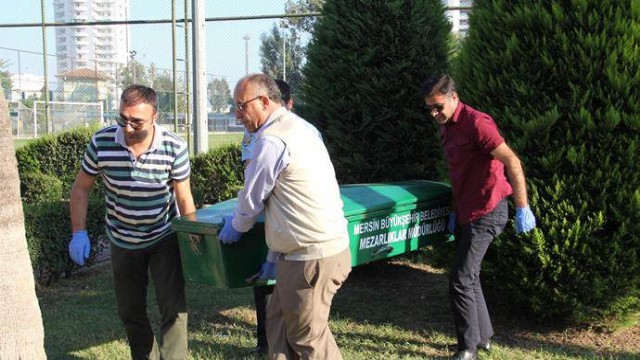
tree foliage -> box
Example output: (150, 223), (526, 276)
(454, 0), (640, 322)
(259, 23), (305, 93)
(118, 60), (148, 89)
(148, 63), (187, 113)
(284, 0), (324, 34)
(302, 0), (451, 183)
(0, 59), (13, 100)
(208, 78), (231, 113)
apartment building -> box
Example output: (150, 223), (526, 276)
(53, 0), (130, 106)
(9, 73), (45, 102)
(442, 0), (473, 36)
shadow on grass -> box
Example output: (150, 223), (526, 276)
(335, 257), (452, 332)
(40, 262), (261, 359)
(333, 254), (640, 359)
(40, 254), (639, 359)
(38, 264), (120, 359)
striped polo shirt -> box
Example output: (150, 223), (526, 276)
(81, 124), (190, 249)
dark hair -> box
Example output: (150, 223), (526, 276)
(420, 74), (457, 98)
(274, 79), (291, 104)
(246, 74), (281, 102)
(120, 84), (158, 112)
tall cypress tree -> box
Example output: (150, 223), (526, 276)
(455, 0), (640, 321)
(302, 0), (451, 183)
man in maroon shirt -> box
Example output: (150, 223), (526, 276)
(420, 74), (536, 360)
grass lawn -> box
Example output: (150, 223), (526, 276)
(205, 132), (243, 150)
(39, 251), (640, 359)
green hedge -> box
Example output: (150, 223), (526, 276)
(190, 144), (244, 207)
(16, 127), (105, 286)
(20, 171), (64, 203)
(16, 127), (98, 197)
(24, 198), (106, 286)
(453, 0), (640, 323)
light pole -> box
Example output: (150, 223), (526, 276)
(280, 20), (288, 81)
(243, 34), (250, 75)
(129, 50), (137, 83)
(17, 49), (22, 100)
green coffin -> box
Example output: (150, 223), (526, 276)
(172, 180), (452, 289)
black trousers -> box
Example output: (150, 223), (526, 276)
(111, 233), (188, 360)
(253, 284), (275, 348)
(450, 199), (507, 351)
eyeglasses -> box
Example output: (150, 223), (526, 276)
(115, 115), (152, 130)
(424, 103), (446, 113)
(236, 96), (262, 112)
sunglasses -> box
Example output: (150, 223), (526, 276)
(424, 103), (445, 113)
(115, 115), (152, 130)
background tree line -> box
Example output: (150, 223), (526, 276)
(118, 60), (232, 115)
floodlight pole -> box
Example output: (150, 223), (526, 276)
(191, 0), (208, 153)
(243, 34), (250, 75)
(40, 0), (51, 133)
(280, 20), (287, 81)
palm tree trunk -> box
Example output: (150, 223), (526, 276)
(0, 91), (46, 358)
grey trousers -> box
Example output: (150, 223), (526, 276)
(450, 199), (507, 351)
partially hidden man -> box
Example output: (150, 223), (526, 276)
(68, 85), (195, 359)
(219, 73), (352, 360)
(421, 75), (536, 360)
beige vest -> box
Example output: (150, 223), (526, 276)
(261, 112), (349, 260)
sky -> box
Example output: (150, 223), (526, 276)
(0, 0), (294, 88)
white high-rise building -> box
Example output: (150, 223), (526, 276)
(53, 0), (130, 106)
(442, 0), (473, 36)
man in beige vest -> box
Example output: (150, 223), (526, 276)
(219, 73), (352, 359)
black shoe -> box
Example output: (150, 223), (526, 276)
(477, 339), (491, 352)
(450, 350), (478, 360)
(253, 344), (268, 356)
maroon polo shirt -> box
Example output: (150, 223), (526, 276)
(440, 102), (512, 224)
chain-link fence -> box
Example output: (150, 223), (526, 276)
(0, 0), (319, 141)
(1, 1), (470, 142)
(9, 100), (104, 138)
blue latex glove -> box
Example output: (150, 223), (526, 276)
(515, 205), (536, 234)
(69, 230), (91, 266)
(219, 216), (243, 244)
(448, 211), (457, 234)
(258, 261), (277, 281)
(246, 260), (278, 283)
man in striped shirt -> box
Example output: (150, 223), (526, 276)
(68, 85), (195, 359)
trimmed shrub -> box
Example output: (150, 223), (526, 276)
(454, 0), (640, 322)
(24, 198), (105, 286)
(190, 144), (244, 208)
(16, 126), (98, 197)
(16, 126), (105, 285)
(20, 171), (64, 203)
(302, 0), (452, 183)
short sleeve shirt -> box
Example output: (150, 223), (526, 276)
(440, 102), (512, 224)
(81, 124), (191, 249)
